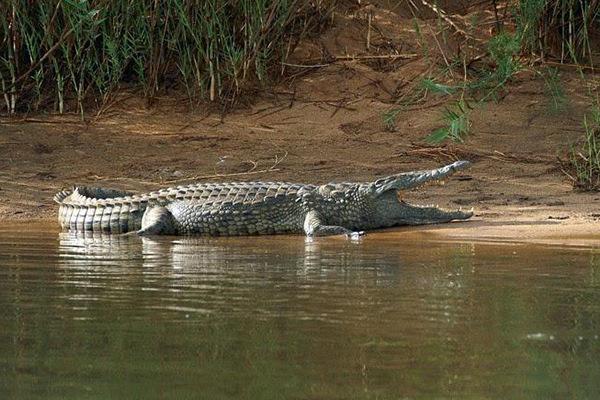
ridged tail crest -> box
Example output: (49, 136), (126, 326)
(54, 189), (72, 204)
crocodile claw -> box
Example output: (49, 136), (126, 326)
(346, 231), (365, 240)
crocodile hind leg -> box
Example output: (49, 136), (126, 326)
(137, 206), (177, 235)
(303, 210), (364, 238)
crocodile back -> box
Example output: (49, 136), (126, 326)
(151, 181), (316, 206)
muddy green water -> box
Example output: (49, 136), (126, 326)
(1, 226), (600, 399)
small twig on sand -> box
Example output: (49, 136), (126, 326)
(87, 176), (166, 186)
(399, 146), (460, 161)
(333, 54), (418, 61)
(366, 10), (372, 51)
(327, 99), (357, 117)
(84, 153), (289, 187)
(538, 60), (596, 72)
(403, 98), (448, 111)
(1, 117), (86, 125)
(427, 25), (454, 78)
(281, 62), (331, 68)
(282, 53), (418, 68)
(557, 158), (577, 184)
(419, 0), (482, 42)
(161, 151), (289, 184)
(491, 0), (502, 32)
(398, 145), (555, 164)
(166, 156), (284, 183)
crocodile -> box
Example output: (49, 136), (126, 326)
(54, 161), (473, 237)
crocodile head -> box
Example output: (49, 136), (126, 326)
(371, 160), (473, 226)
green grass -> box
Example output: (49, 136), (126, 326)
(569, 106), (600, 190)
(384, 1), (598, 144)
(539, 67), (569, 114)
(517, 0), (599, 65)
(383, 31), (520, 143)
(420, 78), (458, 96)
(426, 99), (471, 144)
(382, 108), (402, 132)
(0, 0), (332, 115)
(471, 32), (522, 102)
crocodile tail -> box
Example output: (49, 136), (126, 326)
(55, 186), (144, 234)
(54, 189), (72, 204)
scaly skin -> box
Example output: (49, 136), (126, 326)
(54, 161), (473, 237)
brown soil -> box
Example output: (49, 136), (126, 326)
(0, 1), (598, 242)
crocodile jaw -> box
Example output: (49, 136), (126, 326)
(390, 161), (473, 225)
(393, 200), (473, 225)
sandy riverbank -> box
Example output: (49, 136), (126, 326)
(0, 1), (598, 243)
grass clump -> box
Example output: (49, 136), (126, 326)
(470, 32), (522, 102)
(568, 107), (600, 190)
(517, 0), (599, 65)
(385, 0), (598, 144)
(382, 108), (402, 132)
(420, 77), (457, 96)
(384, 31), (520, 143)
(426, 99), (471, 144)
(539, 67), (568, 113)
(0, 0), (332, 115)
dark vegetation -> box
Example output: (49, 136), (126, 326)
(0, 0), (332, 115)
(1, 0), (599, 189)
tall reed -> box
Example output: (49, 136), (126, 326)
(0, 0), (332, 115)
(517, 0), (599, 64)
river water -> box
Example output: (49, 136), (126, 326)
(1, 224), (599, 399)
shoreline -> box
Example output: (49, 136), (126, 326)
(1, 1), (599, 248)
(5, 210), (600, 248)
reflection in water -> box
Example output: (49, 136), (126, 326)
(58, 233), (390, 322)
(56, 232), (474, 325)
(1, 228), (600, 399)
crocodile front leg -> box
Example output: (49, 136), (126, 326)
(303, 210), (364, 238)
